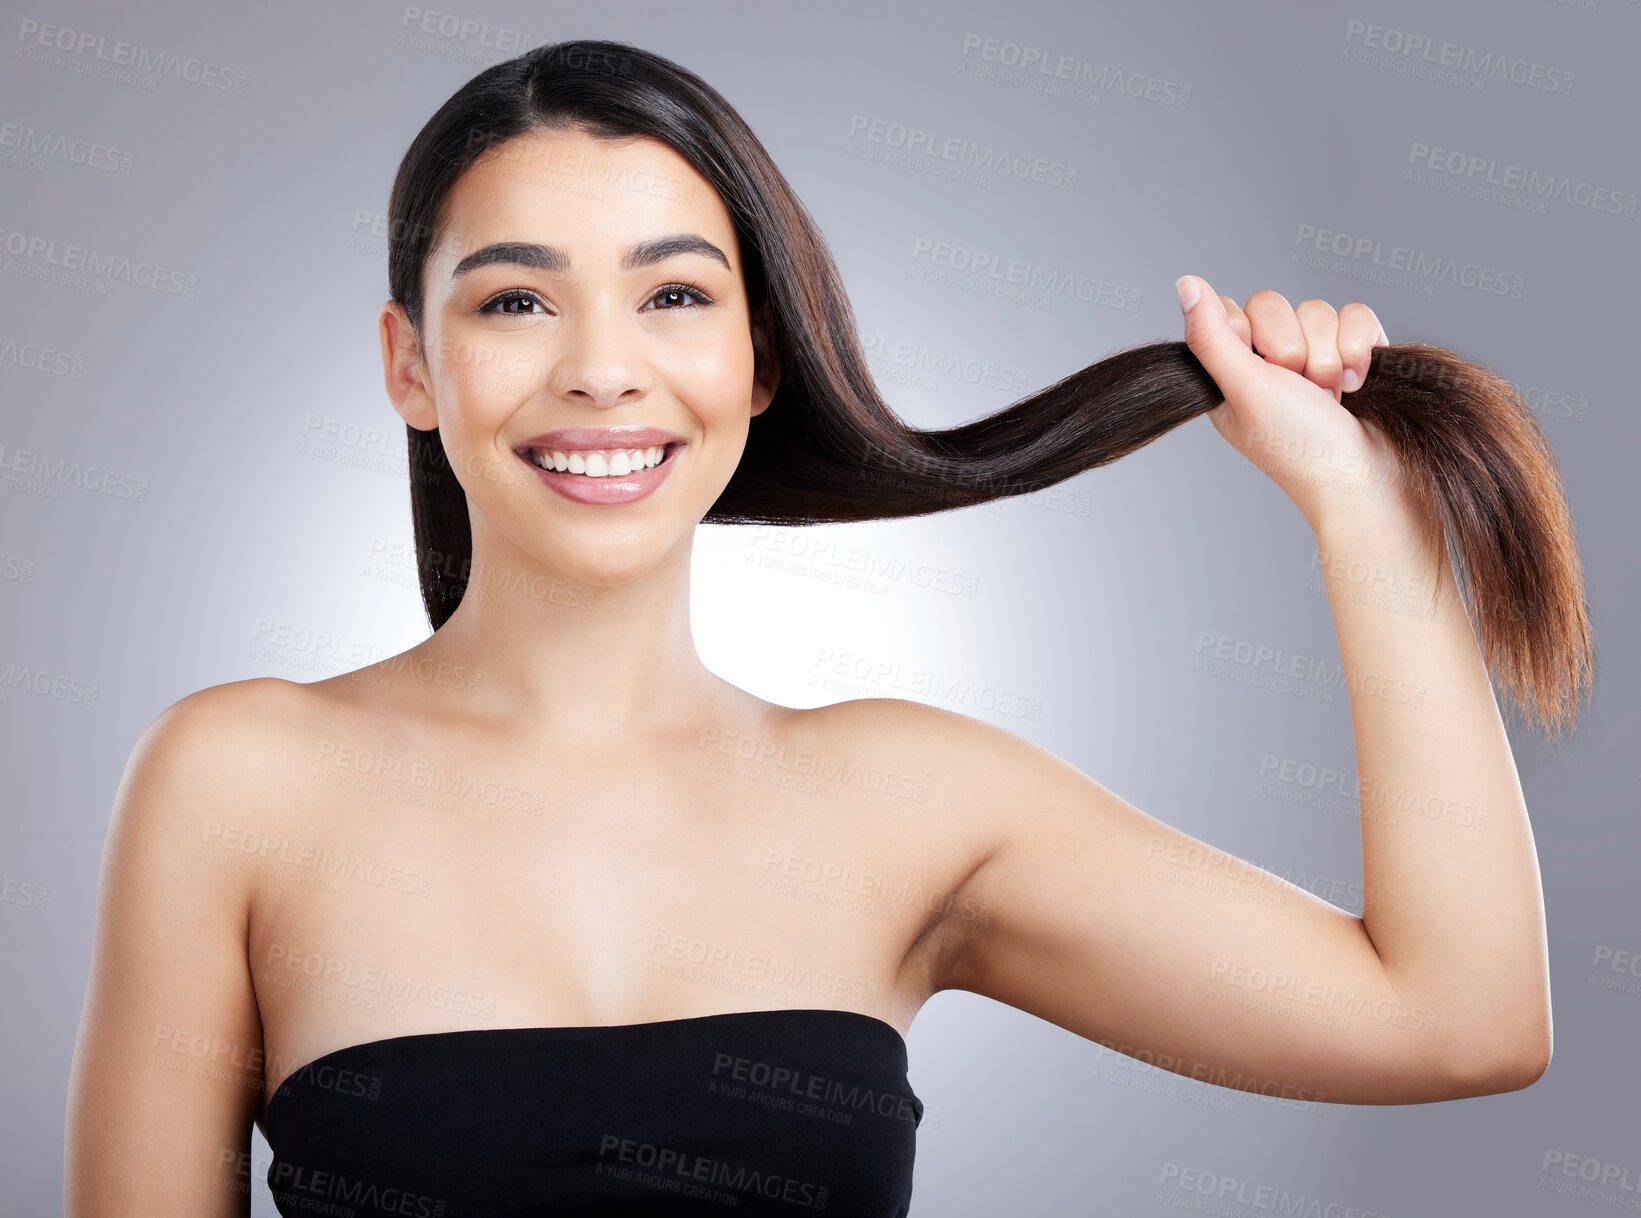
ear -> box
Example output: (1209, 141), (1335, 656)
(748, 298), (781, 418)
(379, 301), (439, 431)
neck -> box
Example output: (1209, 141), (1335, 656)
(411, 515), (728, 743)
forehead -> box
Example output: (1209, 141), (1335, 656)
(432, 127), (734, 272)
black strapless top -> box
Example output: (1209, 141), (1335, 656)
(264, 1008), (923, 1216)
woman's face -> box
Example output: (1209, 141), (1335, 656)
(380, 126), (778, 588)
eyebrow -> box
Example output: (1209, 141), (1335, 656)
(450, 233), (731, 279)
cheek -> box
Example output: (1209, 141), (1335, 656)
(655, 332), (754, 416)
(427, 333), (531, 427)
(432, 329), (540, 403)
(422, 364), (532, 494)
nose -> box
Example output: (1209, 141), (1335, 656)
(549, 304), (649, 409)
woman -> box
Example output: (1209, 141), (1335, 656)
(64, 37), (1591, 1217)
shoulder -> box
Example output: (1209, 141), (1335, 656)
(804, 695), (1079, 789)
(100, 677), (350, 937)
(807, 695), (1128, 877)
(70, 681), (294, 1196)
(804, 697), (1117, 988)
(112, 677), (328, 849)
(799, 694), (985, 741)
(795, 693), (1092, 841)
(129, 676), (320, 777)
(143, 672), (312, 730)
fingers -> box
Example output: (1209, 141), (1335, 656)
(1184, 278), (1390, 407)
(1294, 299), (1343, 401)
(1243, 291), (1308, 376)
(1337, 302), (1384, 392)
(1243, 292), (1386, 398)
(1218, 294), (1252, 347)
(1175, 275), (1273, 409)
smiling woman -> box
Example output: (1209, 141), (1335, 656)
(382, 109), (784, 598)
(63, 35), (1592, 1218)
(439, 228), (729, 506)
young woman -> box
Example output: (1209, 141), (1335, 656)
(64, 38), (1591, 1218)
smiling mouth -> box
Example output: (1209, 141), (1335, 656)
(517, 442), (680, 478)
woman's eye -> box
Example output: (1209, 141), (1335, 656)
(648, 283), (713, 311)
(480, 290), (544, 316)
(479, 283), (714, 316)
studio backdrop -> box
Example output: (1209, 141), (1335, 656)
(3, 1), (1636, 1214)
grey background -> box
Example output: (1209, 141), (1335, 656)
(3, 0), (1637, 1213)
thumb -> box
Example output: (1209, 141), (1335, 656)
(1175, 275), (1265, 405)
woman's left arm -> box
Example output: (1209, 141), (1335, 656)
(1299, 446), (1552, 1077)
(886, 280), (1550, 1105)
(1194, 276), (1552, 1083)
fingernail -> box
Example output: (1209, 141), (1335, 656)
(1341, 367), (1362, 392)
(1175, 275), (1200, 314)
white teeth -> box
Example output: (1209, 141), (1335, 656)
(528, 446), (668, 477)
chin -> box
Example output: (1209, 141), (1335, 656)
(542, 537), (682, 590)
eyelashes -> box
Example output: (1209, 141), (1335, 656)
(648, 282), (715, 312)
(478, 282), (716, 316)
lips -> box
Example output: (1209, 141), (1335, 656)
(512, 424), (686, 506)
(514, 424), (686, 454)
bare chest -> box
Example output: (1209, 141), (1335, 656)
(244, 714), (956, 1126)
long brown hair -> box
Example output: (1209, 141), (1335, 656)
(387, 39), (1592, 739)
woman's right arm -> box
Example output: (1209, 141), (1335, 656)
(65, 683), (272, 1216)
